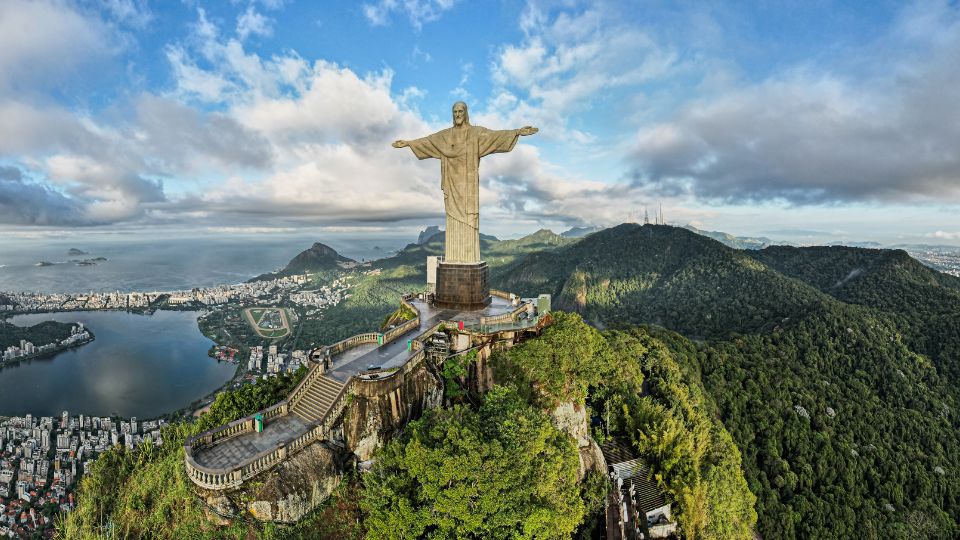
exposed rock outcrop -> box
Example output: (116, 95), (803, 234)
(550, 401), (605, 480)
(551, 401), (591, 448)
(240, 442), (345, 523)
(345, 361), (443, 461)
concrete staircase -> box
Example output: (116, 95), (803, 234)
(291, 375), (345, 423)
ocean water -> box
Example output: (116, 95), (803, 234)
(0, 232), (411, 294)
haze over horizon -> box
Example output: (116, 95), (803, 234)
(1, 0), (959, 247)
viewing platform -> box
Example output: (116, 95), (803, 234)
(184, 291), (550, 491)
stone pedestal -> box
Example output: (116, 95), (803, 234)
(434, 261), (490, 310)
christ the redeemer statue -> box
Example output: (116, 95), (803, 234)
(393, 102), (538, 263)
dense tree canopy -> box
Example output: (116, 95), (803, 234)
(362, 386), (590, 539)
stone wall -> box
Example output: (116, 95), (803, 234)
(207, 441), (347, 524)
(345, 358), (444, 461)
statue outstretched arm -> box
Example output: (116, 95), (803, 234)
(394, 134), (443, 159)
(477, 125), (537, 157)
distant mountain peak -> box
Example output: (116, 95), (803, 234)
(560, 226), (603, 238)
(683, 224), (773, 250)
(290, 242), (354, 267)
(417, 226), (443, 245)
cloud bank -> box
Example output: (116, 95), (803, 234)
(1, 0), (959, 237)
(628, 2), (960, 205)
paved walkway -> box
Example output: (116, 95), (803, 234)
(192, 415), (308, 469)
(328, 297), (513, 381)
(191, 296), (516, 470)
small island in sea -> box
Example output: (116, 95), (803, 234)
(72, 257), (108, 266)
(35, 257), (108, 267)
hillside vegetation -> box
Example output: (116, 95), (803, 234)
(60, 309), (755, 539)
(60, 224), (960, 538)
(359, 312), (756, 539)
(295, 229), (578, 345)
(494, 224), (960, 539)
(60, 369), (306, 539)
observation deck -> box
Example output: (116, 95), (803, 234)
(184, 291), (549, 490)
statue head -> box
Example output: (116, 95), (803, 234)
(452, 101), (469, 127)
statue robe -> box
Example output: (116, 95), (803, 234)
(406, 125), (520, 263)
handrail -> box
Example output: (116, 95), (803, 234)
(287, 359), (326, 411)
(185, 293), (543, 490)
(490, 289), (513, 300)
(480, 303), (529, 326)
(327, 332), (379, 356)
(185, 376), (358, 489)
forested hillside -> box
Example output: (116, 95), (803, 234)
(58, 225), (960, 538)
(360, 313), (756, 540)
(748, 245), (960, 383)
(496, 224), (826, 338)
(493, 224), (960, 539)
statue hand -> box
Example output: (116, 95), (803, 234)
(392, 140), (408, 148)
(519, 126), (539, 136)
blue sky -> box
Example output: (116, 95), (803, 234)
(1, 0), (959, 245)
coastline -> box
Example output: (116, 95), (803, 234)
(0, 331), (95, 368)
(0, 267), (344, 423)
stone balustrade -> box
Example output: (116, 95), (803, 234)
(185, 294), (546, 491)
(489, 289), (513, 300)
(383, 316), (419, 344)
(326, 332), (379, 356)
(287, 359), (326, 411)
(185, 314), (398, 490)
(479, 303), (529, 326)
(383, 295), (421, 344)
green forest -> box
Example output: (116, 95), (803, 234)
(494, 224), (960, 539)
(297, 312), (756, 539)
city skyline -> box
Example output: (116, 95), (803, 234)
(1, 0), (959, 246)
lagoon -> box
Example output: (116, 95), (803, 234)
(0, 310), (235, 418)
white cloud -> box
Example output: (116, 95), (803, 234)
(482, 3), (678, 145)
(927, 231), (960, 241)
(0, 0), (714, 232)
(0, 0), (121, 95)
(151, 7), (697, 232)
(628, 3), (960, 205)
(0, 87), (273, 226)
(362, 0), (459, 30)
(237, 5), (273, 41)
(102, 0), (153, 28)
(165, 45), (236, 102)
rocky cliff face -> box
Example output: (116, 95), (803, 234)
(208, 442), (347, 524)
(550, 401), (605, 480)
(345, 361), (444, 461)
(212, 360), (444, 524)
